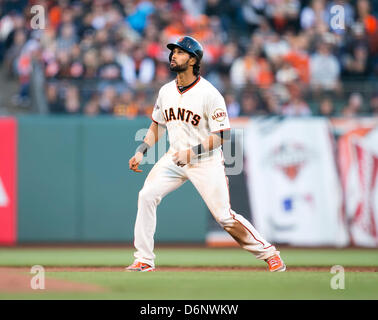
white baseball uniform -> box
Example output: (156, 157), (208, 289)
(133, 76), (278, 267)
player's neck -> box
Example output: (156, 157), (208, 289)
(176, 71), (197, 87)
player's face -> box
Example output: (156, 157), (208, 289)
(169, 48), (194, 73)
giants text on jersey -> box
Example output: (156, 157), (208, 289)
(151, 77), (231, 159)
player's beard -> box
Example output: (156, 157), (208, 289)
(169, 58), (190, 73)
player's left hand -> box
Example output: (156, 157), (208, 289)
(172, 149), (194, 167)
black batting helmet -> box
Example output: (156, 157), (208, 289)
(167, 36), (203, 62)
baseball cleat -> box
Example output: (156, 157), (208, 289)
(265, 255), (286, 272)
(126, 261), (155, 272)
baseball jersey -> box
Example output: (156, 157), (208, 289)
(151, 76), (230, 160)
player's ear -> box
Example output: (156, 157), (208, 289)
(189, 56), (197, 67)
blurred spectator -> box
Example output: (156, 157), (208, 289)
(342, 44), (369, 79)
(355, 0), (378, 74)
(84, 94), (100, 116)
(181, 0), (206, 18)
(56, 23), (78, 51)
(368, 92), (378, 116)
(12, 30), (43, 106)
(283, 34), (310, 84)
(118, 44), (155, 87)
(98, 46), (122, 80)
(144, 23), (161, 59)
(162, 6), (187, 41)
(46, 82), (65, 113)
(0, 0), (376, 117)
(98, 86), (117, 114)
(281, 83), (312, 116)
(254, 17), (275, 42)
(126, 0), (156, 34)
(204, 0), (236, 32)
(356, 0), (377, 36)
(82, 49), (99, 79)
(276, 62), (299, 84)
(310, 41), (340, 94)
(224, 91), (241, 118)
(154, 61), (171, 86)
(317, 97), (335, 117)
(263, 31), (290, 68)
(48, 2), (63, 31)
(136, 90), (154, 117)
(300, 0), (327, 30)
(239, 90), (266, 116)
(64, 85), (81, 114)
(4, 29), (27, 76)
(113, 90), (139, 118)
(341, 92), (364, 116)
(53, 50), (72, 78)
(240, 0), (264, 34)
(1, 0), (28, 15)
(1, 12), (26, 64)
(281, 98), (311, 116)
(269, 0), (301, 33)
(191, 15), (214, 44)
(262, 86), (282, 115)
(230, 45), (273, 89)
(216, 41), (238, 84)
(79, 28), (96, 52)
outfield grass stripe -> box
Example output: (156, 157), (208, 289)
(1, 271), (377, 300)
(0, 248), (377, 267)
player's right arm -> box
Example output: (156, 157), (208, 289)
(130, 88), (167, 172)
(129, 121), (166, 173)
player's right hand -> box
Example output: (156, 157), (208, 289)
(129, 152), (144, 173)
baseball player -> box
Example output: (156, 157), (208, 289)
(126, 36), (286, 272)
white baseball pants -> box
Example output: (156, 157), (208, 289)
(133, 152), (278, 268)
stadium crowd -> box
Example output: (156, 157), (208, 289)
(0, 0), (377, 117)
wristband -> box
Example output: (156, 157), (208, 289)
(192, 143), (205, 155)
(215, 129), (231, 140)
(137, 142), (150, 155)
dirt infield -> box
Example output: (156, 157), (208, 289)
(0, 266), (376, 293)
(0, 268), (104, 293)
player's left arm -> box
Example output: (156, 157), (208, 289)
(172, 130), (230, 166)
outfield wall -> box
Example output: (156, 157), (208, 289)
(1, 115), (377, 246)
(0, 116), (207, 244)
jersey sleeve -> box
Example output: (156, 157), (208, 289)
(151, 90), (166, 125)
(207, 90), (231, 133)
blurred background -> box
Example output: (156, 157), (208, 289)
(0, 0), (377, 116)
(0, 0), (377, 248)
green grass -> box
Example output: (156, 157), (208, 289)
(0, 247), (377, 267)
(0, 271), (377, 300)
(0, 247), (377, 300)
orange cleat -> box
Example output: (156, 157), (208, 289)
(265, 255), (286, 272)
(126, 261), (155, 272)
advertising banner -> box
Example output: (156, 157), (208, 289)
(244, 118), (349, 246)
(338, 126), (378, 247)
(0, 118), (17, 245)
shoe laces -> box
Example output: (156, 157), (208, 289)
(268, 256), (281, 268)
(130, 261), (142, 268)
